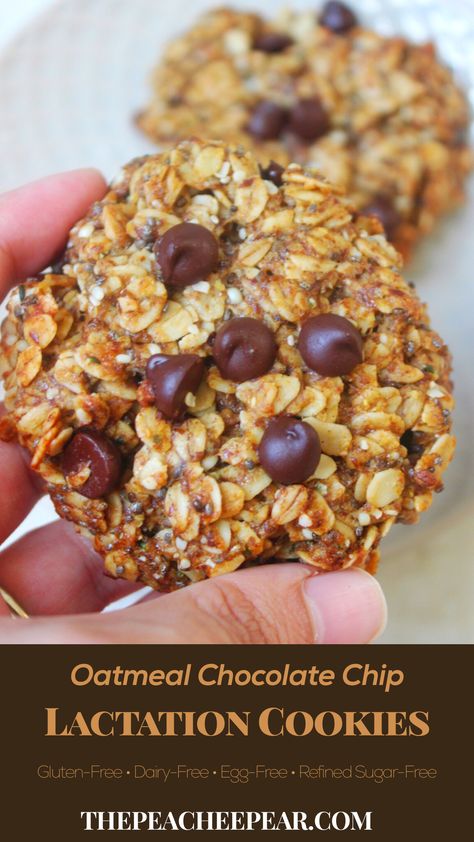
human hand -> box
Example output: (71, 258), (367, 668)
(0, 171), (387, 644)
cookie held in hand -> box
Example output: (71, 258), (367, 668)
(0, 139), (455, 591)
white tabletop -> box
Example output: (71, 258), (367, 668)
(0, 0), (55, 51)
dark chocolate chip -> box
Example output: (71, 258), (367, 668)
(247, 101), (288, 140)
(360, 196), (400, 241)
(260, 160), (285, 186)
(254, 32), (293, 53)
(288, 98), (330, 142)
(298, 313), (363, 376)
(213, 317), (277, 382)
(319, 1), (358, 34)
(400, 429), (424, 464)
(156, 222), (219, 288)
(146, 353), (204, 419)
(258, 416), (321, 484)
(62, 428), (122, 499)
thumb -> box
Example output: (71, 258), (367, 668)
(119, 564), (386, 644)
(140, 564), (387, 644)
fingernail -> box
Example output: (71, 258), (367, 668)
(303, 569), (387, 643)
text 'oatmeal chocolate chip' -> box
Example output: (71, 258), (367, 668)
(253, 32), (294, 53)
(361, 196), (400, 241)
(259, 417), (321, 485)
(319, 1), (358, 34)
(214, 317), (277, 383)
(62, 428), (122, 499)
(298, 313), (363, 376)
(156, 222), (219, 288)
(260, 160), (285, 186)
(247, 101), (288, 140)
(288, 98), (330, 142)
(146, 353), (204, 419)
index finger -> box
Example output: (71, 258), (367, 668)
(0, 168), (107, 300)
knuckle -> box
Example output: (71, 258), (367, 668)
(192, 580), (281, 644)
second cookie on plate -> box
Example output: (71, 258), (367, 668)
(137, 4), (472, 259)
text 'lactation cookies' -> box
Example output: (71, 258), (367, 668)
(136, 3), (472, 259)
(0, 139), (455, 591)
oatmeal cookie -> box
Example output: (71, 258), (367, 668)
(0, 139), (455, 591)
(136, 4), (472, 259)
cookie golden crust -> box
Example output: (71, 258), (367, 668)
(0, 139), (455, 591)
(136, 5), (472, 259)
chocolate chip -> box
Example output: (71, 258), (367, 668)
(319, 1), (358, 34)
(146, 353), (204, 419)
(258, 417), (321, 484)
(62, 428), (122, 499)
(247, 101), (288, 140)
(156, 222), (219, 288)
(400, 429), (424, 464)
(213, 317), (277, 382)
(254, 32), (293, 53)
(168, 94), (184, 107)
(298, 313), (363, 376)
(360, 196), (400, 241)
(288, 98), (330, 142)
(260, 160), (285, 186)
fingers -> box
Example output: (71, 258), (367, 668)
(0, 565), (387, 644)
(0, 441), (44, 544)
(0, 168), (106, 297)
(0, 519), (141, 616)
(0, 169), (106, 540)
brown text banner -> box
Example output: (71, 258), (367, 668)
(0, 645), (470, 838)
